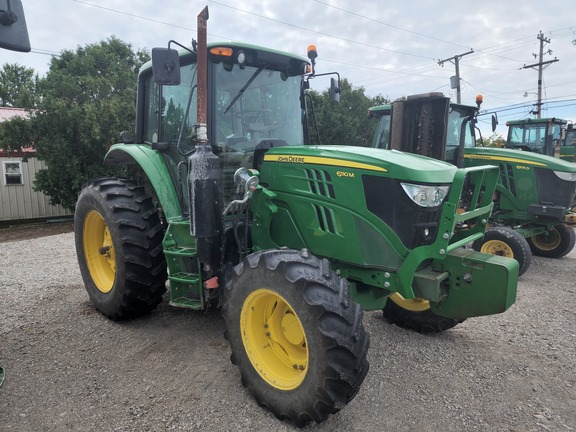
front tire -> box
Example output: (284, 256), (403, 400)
(74, 177), (167, 320)
(223, 249), (369, 427)
(472, 226), (532, 276)
(527, 225), (576, 258)
(382, 293), (464, 333)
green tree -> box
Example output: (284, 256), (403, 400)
(478, 132), (506, 147)
(0, 115), (34, 153)
(306, 78), (388, 147)
(0, 63), (39, 108)
(1, 37), (150, 210)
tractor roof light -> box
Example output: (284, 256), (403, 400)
(307, 45), (318, 62)
(475, 94), (483, 108)
(210, 46), (233, 57)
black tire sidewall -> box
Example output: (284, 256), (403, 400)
(382, 297), (463, 333)
(225, 262), (337, 416)
(223, 250), (369, 426)
(473, 227), (532, 276)
(74, 178), (166, 319)
(74, 179), (127, 315)
(528, 225), (576, 258)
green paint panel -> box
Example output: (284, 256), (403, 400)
(431, 248), (518, 319)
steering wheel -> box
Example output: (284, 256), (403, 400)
(233, 109), (273, 125)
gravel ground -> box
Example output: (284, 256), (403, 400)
(0, 223), (575, 431)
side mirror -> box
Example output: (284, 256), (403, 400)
(491, 113), (498, 132)
(0, 0), (30, 52)
(151, 47), (181, 85)
(330, 77), (340, 103)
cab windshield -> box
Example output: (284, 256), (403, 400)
(446, 106), (476, 149)
(507, 122), (562, 154)
(142, 60), (304, 154)
(213, 62), (304, 152)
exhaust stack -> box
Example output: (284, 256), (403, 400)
(188, 6), (224, 269)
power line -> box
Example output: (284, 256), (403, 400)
(206, 0), (435, 60)
(70, 0), (195, 32)
(312, 0), (473, 52)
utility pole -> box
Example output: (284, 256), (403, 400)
(522, 31), (558, 118)
(438, 49), (474, 104)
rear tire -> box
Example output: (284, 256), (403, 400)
(472, 226), (532, 276)
(74, 177), (167, 320)
(527, 224), (576, 258)
(382, 293), (464, 334)
(223, 249), (369, 427)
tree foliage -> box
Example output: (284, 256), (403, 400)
(0, 63), (39, 108)
(0, 37), (150, 210)
(306, 78), (388, 147)
(478, 132), (506, 147)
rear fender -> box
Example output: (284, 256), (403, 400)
(105, 144), (182, 221)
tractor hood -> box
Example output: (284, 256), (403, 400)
(465, 147), (576, 173)
(263, 145), (459, 184)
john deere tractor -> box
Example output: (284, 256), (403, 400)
(74, 8), (517, 427)
(369, 93), (576, 276)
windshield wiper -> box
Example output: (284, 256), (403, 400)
(223, 64), (268, 114)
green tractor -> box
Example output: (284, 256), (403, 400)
(369, 93), (576, 276)
(505, 117), (575, 163)
(74, 8), (517, 427)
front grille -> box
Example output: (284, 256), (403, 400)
(306, 168), (336, 199)
(534, 168), (576, 208)
(313, 204), (337, 234)
(363, 175), (441, 249)
(498, 163), (516, 196)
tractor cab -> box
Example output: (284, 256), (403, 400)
(112, 42), (327, 217)
(505, 117), (574, 162)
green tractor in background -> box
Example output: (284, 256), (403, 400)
(74, 8), (518, 427)
(369, 93), (576, 277)
(505, 117), (575, 163)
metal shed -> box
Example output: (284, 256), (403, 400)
(0, 107), (72, 223)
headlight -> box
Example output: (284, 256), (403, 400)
(553, 170), (576, 182)
(401, 182), (450, 207)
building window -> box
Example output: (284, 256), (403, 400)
(3, 161), (23, 185)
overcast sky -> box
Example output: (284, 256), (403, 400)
(3, 0), (576, 137)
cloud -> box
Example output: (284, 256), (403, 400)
(2, 0), (574, 136)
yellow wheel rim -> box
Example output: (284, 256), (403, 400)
(83, 210), (116, 293)
(480, 239), (514, 258)
(389, 292), (430, 312)
(240, 288), (308, 390)
(530, 229), (561, 251)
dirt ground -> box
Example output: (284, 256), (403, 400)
(0, 219), (74, 242)
(0, 222), (575, 431)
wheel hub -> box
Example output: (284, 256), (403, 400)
(240, 288), (308, 390)
(481, 239), (513, 258)
(83, 210), (116, 293)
